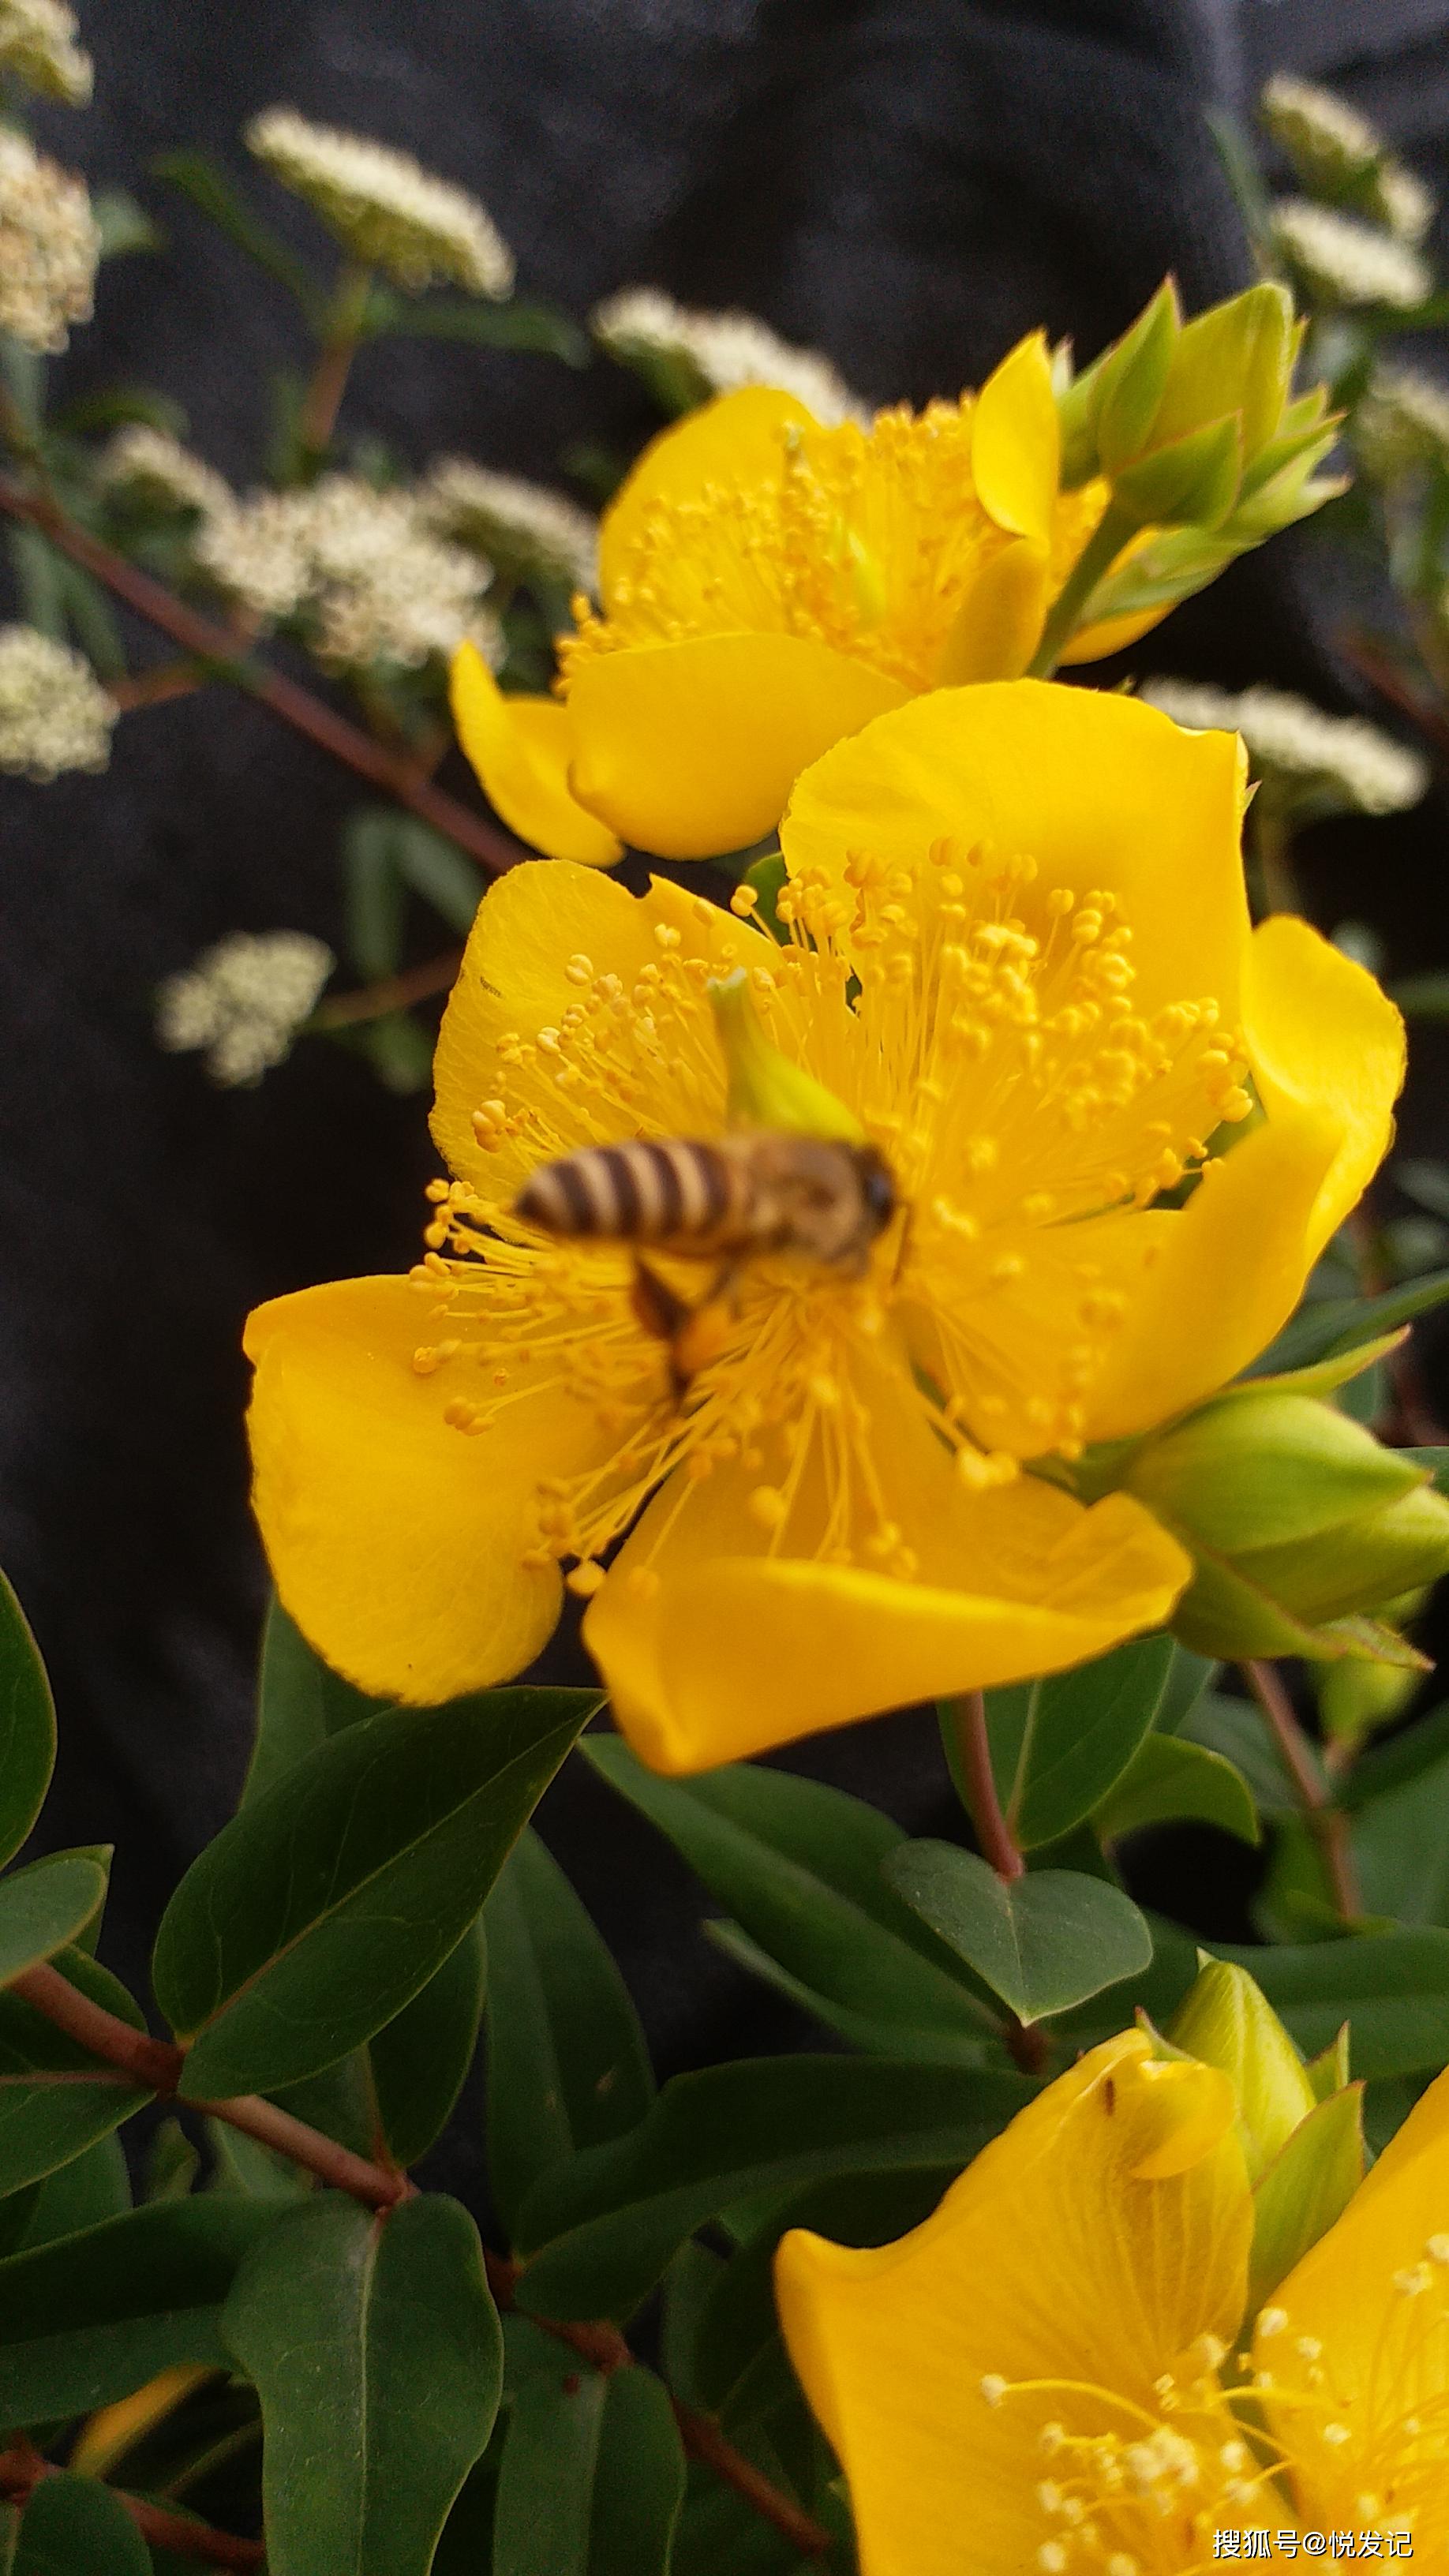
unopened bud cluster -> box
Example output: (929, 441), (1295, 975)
(421, 459), (599, 594)
(0, 124), (98, 354)
(156, 931), (335, 1088)
(97, 425), (234, 521)
(245, 107), (514, 298)
(1271, 200), (1431, 314)
(591, 285), (868, 426)
(1262, 74), (1434, 245)
(0, 623), (115, 781)
(196, 475), (501, 672)
(0, 0), (91, 105)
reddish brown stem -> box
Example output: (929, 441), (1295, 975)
(313, 946), (465, 1028)
(16, 1966), (831, 2559)
(1242, 1659), (1362, 1919)
(484, 2254), (833, 2559)
(0, 477), (520, 877)
(945, 1689), (1024, 1881)
(0, 2447), (262, 2568)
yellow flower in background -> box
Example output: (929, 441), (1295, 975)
(776, 2031), (1449, 2569)
(244, 680), (1400, 1773)
(451, 333), (1163, 864)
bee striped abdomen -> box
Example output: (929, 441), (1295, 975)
(515, 1140), (741, 1246)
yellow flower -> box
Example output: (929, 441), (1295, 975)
(451, 334), (1163, 864)
(776, 2032), (1449, 2568)
(243, 681), (1400, 1773)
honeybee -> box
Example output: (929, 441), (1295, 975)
(514, 1134), (897, 1273)
(514, 1133), (898, 1388)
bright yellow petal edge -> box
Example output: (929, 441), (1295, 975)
(777, 2045), (1449, 2567)
(449, 639), (622, 866)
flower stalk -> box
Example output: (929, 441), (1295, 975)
(1242, 1655), (1363, 1916)
(1026, 496), (1139, 675)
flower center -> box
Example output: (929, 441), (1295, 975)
(1252, 2241), (1449, 2548)
(981, 2340), (1286, 2571)
(411, 850), (1249, 1582)
(559, 406), (1107, 694)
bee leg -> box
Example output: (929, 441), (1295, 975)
(630, 1258), (691, 1349)
(670, 1262), (741, 1391)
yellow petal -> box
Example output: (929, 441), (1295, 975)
(431, 861), (765, 1198)
(565, 633), (908, 859)
(776, 2032), (1251, 2576)
(584, 1328), (1187, 1771)
(1080, 1110), (1346, 1441)
(449, 641), (622, 866)
(1243, 912), (1405, 1264)
(970, 330), (1059, 542)
(1056, 599), (1173, 663)
(932, 535), (1050, 683)
(781, 680), (1251, 1025)
(598, 384), (815, 605)
(1259, 2061), (1449, 2535)
(244, 1275), (601, 1703)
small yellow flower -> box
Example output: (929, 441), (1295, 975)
(243, 682), (1401, 1773)
(777, 2032), (1449, 2569)
(451, 332), (1159, 863)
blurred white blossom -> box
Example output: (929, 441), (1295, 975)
(196, 476), (500, 671)
(0, 125), (98, 352)
(0, 623), (114, 780)
(1262, 74), (1435, 245)
(591, 286), (869, 426)
(421, 459), (598, 593)
(1271, 198), (1431, 312)
(156, 930), (335, 1088)
(1353, 365), (1449, 481)
(0, 0), (92, 106)
(97, 424), (234, 519)
(1141, 677), (1429, 818)
(245, 108), (513, 298)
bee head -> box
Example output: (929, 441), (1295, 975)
(856, 1145), (898, 1237)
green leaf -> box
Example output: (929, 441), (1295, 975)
(1155, 1645), (1219, 1735)
(698, 1915), (1002, 2065)
(515, 2055), (1028, 2321)
(389, 815), (486, 936)
(590, 2368), (687, 2575)
(1352, 1744), (1449, 1925)
(1249, 1269), (1449, 1377)
(585, 1739), (998, 2062)
(0, 2196), (274, 2425)
(0, 2132), (129, 2260)
(0, 1949), (152, 2196)
(491, 2344), (685, 2576)
(882, 1844), (1153, 2024)
(153, 150), (322, 316)
(1249, 2083), (1365, 2309)
(12, 2475), (150, 2574)
(152, 1687), (597, 2097)
(485, 1829), (654, 2237)
(369, 1915), (486, 2167)
(986, 1634), (1177, 1849)
(343, 808), (410, 983)
(365, 289), (589, 364)
(1393, 974), (1449, 1021)
(1405, 1446), (1449, 1496)
(91, 186), (163, 260)
(1215, 1928), (1449, 2076)
(0, 1570), (56, 1869)
(1092, 1732), (1260, 1847)
(244, 1597), (387, 1803)
(223, 2191), (503, 2576)
(1178, 1689), (1301, 1812)
(0, 1854), (108, 1986)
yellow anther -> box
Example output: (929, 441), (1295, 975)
(565, 1560), (606, 1597)
(730, 883), (760, 915)
(749, 1486), (789, 1530)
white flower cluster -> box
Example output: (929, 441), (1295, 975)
(196, 475), (500, 671)
(245, 108), (513, 299)
(156, 930), (335, 1088)
(97, 424), (233, 519)
(1354, 365), (1449, 483)
(421, 458), (598, 593)
(0, 623), (114, 780)
(0, 125), (98, 353)
(1262, 74), (1435, 244)
(591, 286), (869, 427)
(1142, 677), (1428, 818)
(1271, 198), (1431, 313)
(0, 0), (92, 106)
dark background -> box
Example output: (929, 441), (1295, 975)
(6, 0), (1449, 2146)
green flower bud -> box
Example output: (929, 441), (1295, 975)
(1114, 415), (1244, 531)
(1091, 278), (1181, 477)
(1115, 1378), (1449, 1662)
(707, 968), (863, 1140)
(1168, 1958), (1316, 2181)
